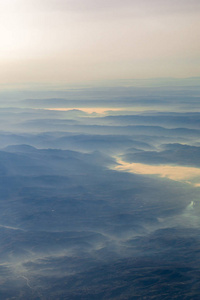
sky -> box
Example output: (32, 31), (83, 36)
(0, 0), (200, 87)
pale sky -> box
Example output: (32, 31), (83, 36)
(0, 0), (200, 86)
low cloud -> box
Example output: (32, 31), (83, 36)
(114, 157), (200, 186)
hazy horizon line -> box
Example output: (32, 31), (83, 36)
(0, 76), (200, 92)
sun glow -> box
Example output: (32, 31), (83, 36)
(114, 157), (200, 186)
(46, 107), (124, 114)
